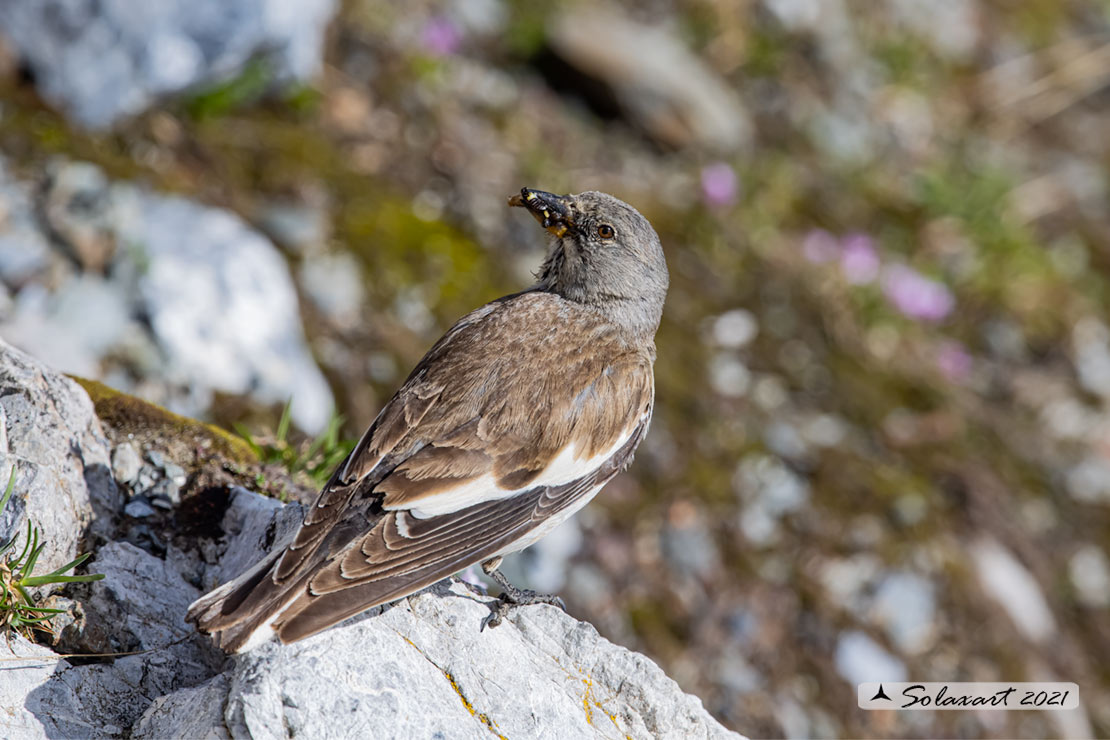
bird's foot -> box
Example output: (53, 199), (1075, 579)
(479, 558), (566, 630)
(480, 589), (567, 630)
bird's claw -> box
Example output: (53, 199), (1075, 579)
(481, 597), (513, 631)
(480, 591), (567, 631)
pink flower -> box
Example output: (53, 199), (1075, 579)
(839, 233), (880, 284)
(802, 229), (838, 263)
(936, 340), (972, 382)
(700, 162), (738, 207)
(421, 16), (461, 56)
(881, 264), (955, 322)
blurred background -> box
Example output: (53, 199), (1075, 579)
(1, 0), (1109, 736)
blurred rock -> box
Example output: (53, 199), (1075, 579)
(257, 199), (330, 254)
(733, 455), (810, 546)
(711, 309), (758, 349)
(889, 0), (980, 61)
(662, 502), (720, 579)
(2, 275), (133, 377)
(1069, 545), (1110, 609)
(971, 538), (1056, 643)
(0, 161), (52, 287)
(42, 160), (118, 271)
(500, 517), (582, 593)
(299, 251), (365, 329)
(1072, 317), (1110, 400)
(0, 0), (338, 128)
(547, 8), (750, 153)
(709, 352), (751, 398)
(870, 571), (937, 655)
(834, 630), (907, 686)
(1066, 457), (1110, 504)
(119, 189), (334, 433)
(111, 443), (141, 486)
(0, 158), (333, 433)
(124, 497), (157, 518)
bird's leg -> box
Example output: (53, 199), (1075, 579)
(479, 557), (566, 630)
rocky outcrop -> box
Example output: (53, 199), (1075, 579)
(0, 342), (740, 739)
(137, 492), (739, 740)
(0, 159), (334, 434)
(0, 339), (118, 573)
(0, 0), (337, 128)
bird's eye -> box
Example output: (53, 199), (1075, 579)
(597, 224), (615, 239)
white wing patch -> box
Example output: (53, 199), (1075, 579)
(388, 425), (639, 519)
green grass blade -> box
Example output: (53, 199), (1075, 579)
(13, 520), (33, 565)
(13, 605), (67, 614)
(276, 399), (293, 444)
(20, 539), (45, 579)
(0, 467), (16, 516)
(40, 551), (92, 577)
(233, 423), (264, 456)
(18, 615), (57, 625)
(22, 573), (105, 586)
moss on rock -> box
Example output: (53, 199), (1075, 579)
(71, 376), (258, 465)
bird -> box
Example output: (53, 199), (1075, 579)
(186, 187), (669, 653)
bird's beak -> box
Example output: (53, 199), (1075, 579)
(508, 188), (573, 238)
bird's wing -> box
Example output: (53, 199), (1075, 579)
(271, 410), (649, 644)
(188, 292), (655, 650)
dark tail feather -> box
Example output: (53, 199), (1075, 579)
(186, 548), (303, 653)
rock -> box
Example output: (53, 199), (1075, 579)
(135, 465), (160, 495)
(132, 676), (233, 740)
(0, 158), (335, 434)
(1, 274), (134, 378)
(257, 198), (329, 254)
(111, 443), (141, 486)
(119, 190), (334, 433)
(163, 461), (187, 486)
(124, 497), (157, 518)
(17, 543), (220, 737)
(204, 486), (304, 588)
(0, 356), (741, 739)
(298, 251), (365, 329)
(139, 580), (740, 740)
(0, 160), (53, 287)
(0, 338), (118, 572)
(547, 8), (750, 153)
(151, 478), (181, 507)
(42, 160), (118, 271)
(0, 0), (338, 129)
(0, 636), (70, 738)
(143, 488), (738, 740)
(971, 538), (1056, 643)
(75, 540), (201, 650)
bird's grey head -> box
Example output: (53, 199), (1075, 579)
(510, 188), (669, 340)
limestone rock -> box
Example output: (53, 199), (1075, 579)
(138, 488), (741, 740)
(139, 576), (741, 740)
(0, 0), (338, 129)
(0, 339), (741, 740)
(0, 158), (335, 434)
(0, 338), (118, 573)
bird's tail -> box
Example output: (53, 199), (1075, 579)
(186, 547), (302, 654)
